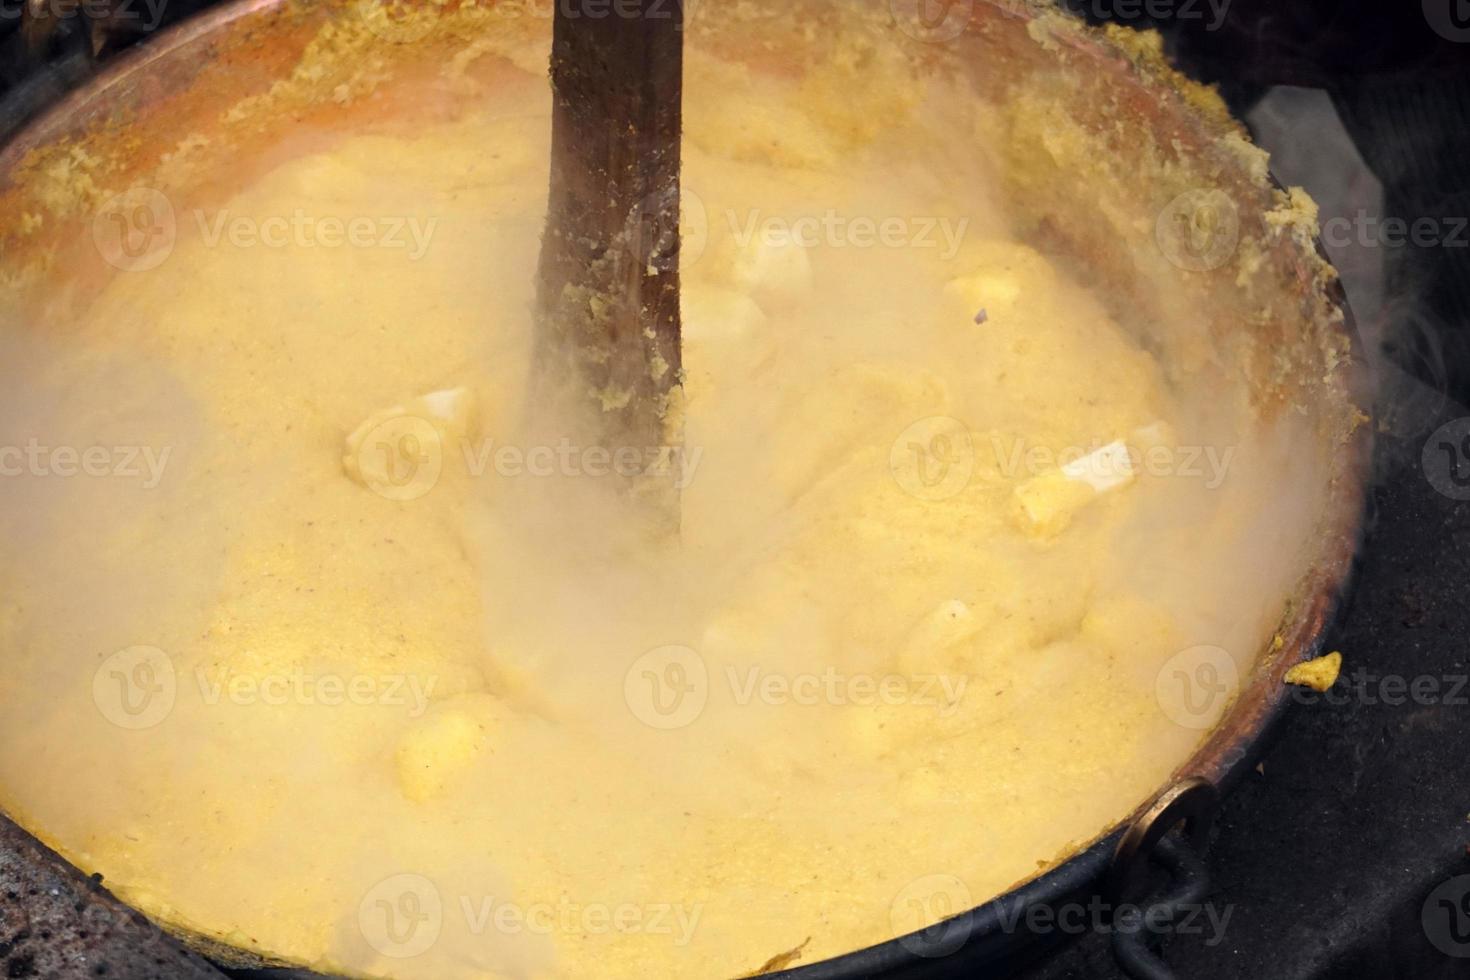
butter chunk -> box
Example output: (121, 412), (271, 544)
(1012, 471), (1099, 538)
(417, 387), (474, 431)
(1061, 440), (1134, 492)
(732, 231), (813, 302)
(393, 697), (498, 803)
(945, 270), (1021, 316)
(342, 387), (474, 494)
(1011, 439), (1141, 538)
(944, 241), (1060, 323)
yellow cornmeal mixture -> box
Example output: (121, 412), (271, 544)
(0, 27), (1315, 980)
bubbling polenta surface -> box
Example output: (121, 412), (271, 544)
(0, 10), (1326, 980)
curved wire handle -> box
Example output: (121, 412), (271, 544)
(1107, 777), (1220, 980)
(1111, 832), (1213, 980)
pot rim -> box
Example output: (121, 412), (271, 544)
(0, 1), (1374, 976)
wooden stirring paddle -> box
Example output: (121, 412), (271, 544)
(534, 0), (685, 517)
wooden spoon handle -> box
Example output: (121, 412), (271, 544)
(536, 0), (684, 462)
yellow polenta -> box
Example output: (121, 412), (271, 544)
(0, 12), (1321, 980)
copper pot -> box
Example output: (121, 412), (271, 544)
(0, 1), (1370, 976)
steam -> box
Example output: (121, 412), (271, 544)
(1248, 86), (1455, 453)
(0, 7), (1373, 980)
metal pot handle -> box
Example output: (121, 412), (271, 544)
(1106, 777), (1221, 980)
